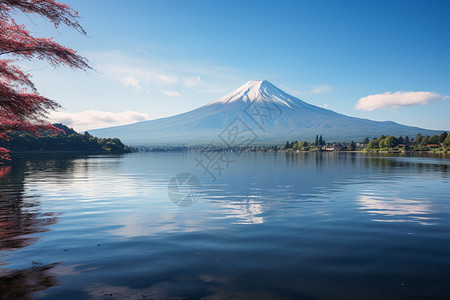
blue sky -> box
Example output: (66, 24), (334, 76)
(15, 0), (450, 131)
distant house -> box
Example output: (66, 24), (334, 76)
(426, 144), (440, 148)
(332, 143), (344, 151)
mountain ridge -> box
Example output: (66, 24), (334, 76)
(89, 80), (442, 145)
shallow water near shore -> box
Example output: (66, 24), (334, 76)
(0, 152), (449, 299)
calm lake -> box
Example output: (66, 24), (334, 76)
(0, 152), (449, 299)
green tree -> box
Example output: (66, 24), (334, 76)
(416, 134), (423, 144)
(429, 135), (439, 144)
(367, 140), (379, 149)
(443, 135), (450, 148)
(300, 141), (308, 147)
(439, 132), (448, 144)
(362, 137), (369, 145)
(384, 136), (399, 148)
(420, 136), (430, 146)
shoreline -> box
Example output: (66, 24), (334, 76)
(9, 151), (128, 155)
(135, 149), (448, 154)
(4, 149), (448, 155)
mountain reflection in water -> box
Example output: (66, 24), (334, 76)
(0, 152), (449, 300)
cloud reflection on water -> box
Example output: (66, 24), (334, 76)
(357, 194), (436, 225)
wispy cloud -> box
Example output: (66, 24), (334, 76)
(51, 110), (150, 131)
(311, 84), (332, 94)
(184, 76), (203, 87)
(355, 91), (443, 111)
(163, 90), (181, 97)
(122, 76), (143, 90)
(92, 52), (179, 93)
(101, 65), (178, 92)
(91, 52), (242, 98)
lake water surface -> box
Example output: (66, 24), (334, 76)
(0, 152), (449, 299)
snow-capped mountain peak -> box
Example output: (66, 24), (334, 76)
(210, 80), (299, 108)
(89, 80), (441, 145)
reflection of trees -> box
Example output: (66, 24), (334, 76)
(0, 262), (59, 300)
(0, 161), (60, 251)
(284, 152), (449, 175)
(0, 191), (59, 250)
(22, 155), (84, 183)
(0, 157), (82, 298)
(362, 153), (449, 175)
(0, 166), (11, 179)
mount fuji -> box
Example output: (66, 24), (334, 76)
(89, 80), (440, 145)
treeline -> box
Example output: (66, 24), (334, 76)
(129, 145), (281, 152)
(280, 135), (330, 151)
(127, 132), (450, 154)
(129, 146), (189, 152)
(0, 124), (128, 153)
(366, 132), (450, 151)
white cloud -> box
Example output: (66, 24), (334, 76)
(357, 195), (434, 225)
(50, 110), (150, 131)
(311, 84), (332, 94)
(355, 91), (442, 111)
(155, 74), (178, 84)
(318, 103), (329, 108)
(163, 90), (181, 97)
(108, 66), (177, 91)
(122, 76), (143, 90)
(96, 54), (178, 92)
(184, 76), (203, 87)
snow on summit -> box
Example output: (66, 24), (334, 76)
(210, 80), (297, 107)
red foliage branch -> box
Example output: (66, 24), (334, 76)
(0, 20), (90, 69)
(0, 0), (85, 33)
(0, 0), (90, 162)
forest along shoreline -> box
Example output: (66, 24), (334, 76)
(128, 132), (450, 154)
(0, 124), (129, 158)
